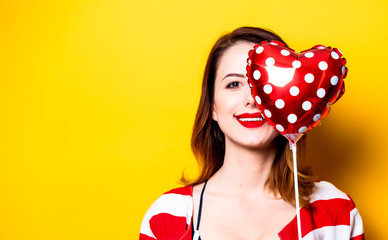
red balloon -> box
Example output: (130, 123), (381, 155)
(246, 41), (347, 143)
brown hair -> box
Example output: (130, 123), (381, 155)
(181, 27), (316, 206)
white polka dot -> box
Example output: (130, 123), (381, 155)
(292, 60), (301, 68)
(299, 126), (307, 133)
(304, 52), (314, 58)
(276, 124), (284, 132)
(263, 84), (272, 94)
(253, 70), (261, 80)
(255, 96), (261, 104)
(319, 61), (328, 70)
(317, 88), (326, 98)
(266, 57), (275, 66)
(318, 46), (326, 49)
(281, 49), (290, 56)
(313, 114), (321, 121)
(302, 101), (312, 111)
(342, 66), (347, 75)
(331, 76), (339, 85)
(256, 46), (264, 54)
(275, 99), (285, 109)
(248, 59), (251, 66)
(288, 114), (297, 123)
(304, 73), (314, 83)
(270, 42), (278, 45)
(249, 83), (253, 88)
(264, 109), (272, 118)
(290, 86), (300, 96)
(331, 51), (339, 59)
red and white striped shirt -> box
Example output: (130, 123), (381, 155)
(140, 181), (364, 240)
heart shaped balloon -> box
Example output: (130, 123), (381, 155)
(246, 41), (347, 143)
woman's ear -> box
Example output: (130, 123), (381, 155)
(212, 103), (218, 121)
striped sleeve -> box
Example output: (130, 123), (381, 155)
(139, 186), (193, 240)
(348, 195), (365, 240)
(304, 182), (365, 240)
(278, 181), (365, 240)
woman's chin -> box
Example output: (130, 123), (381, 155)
(229, 137), (276, 150)
(242, 130), (279, 148)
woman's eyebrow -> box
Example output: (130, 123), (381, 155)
(222, 73), (246, 81)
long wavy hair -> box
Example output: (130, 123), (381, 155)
(181, 27), (316, 206)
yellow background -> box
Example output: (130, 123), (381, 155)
(1, 0), (387, 239)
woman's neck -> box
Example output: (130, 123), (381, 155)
(210, 139), (278, 197)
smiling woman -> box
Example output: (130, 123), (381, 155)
(211, 42), (279, 149)
(139, 27), (365, 240)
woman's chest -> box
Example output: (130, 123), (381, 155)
(196, 196), (296, 240)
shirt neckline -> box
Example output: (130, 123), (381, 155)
(185, 184), (301, 240)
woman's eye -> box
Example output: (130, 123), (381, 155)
(226, 81), (242, 88)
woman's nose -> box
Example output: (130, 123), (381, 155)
(245, 86), (257, 108)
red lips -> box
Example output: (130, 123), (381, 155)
(235, 112), (266, 128)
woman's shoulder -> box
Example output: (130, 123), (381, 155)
(139, 185), (193, 240)
(310, 181), (352, 202)
(142, 184), (194, 218)
(309, 180), (361, 216)
(301, 181), (364, 239)
(163, 184), (193, 196)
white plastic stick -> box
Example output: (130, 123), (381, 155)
(291, 142), (302, 240)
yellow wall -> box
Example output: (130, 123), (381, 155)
(1, 0), (387, 239)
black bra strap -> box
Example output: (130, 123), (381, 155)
(196, 180), (208, 231)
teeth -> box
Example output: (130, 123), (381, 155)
(238, 117), (263, 122)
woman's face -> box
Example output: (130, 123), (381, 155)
(212, 41), (279, 149)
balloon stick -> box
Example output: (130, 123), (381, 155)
(290, 141), (302, 240)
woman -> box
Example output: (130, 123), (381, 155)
(139, 27), (365, 240)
